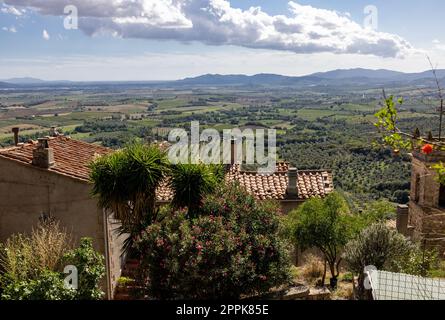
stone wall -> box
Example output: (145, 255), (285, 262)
(404, 151), (445, 257)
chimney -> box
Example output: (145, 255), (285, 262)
(396, 204), (409, 236)
(287, 167), (298, 198)
(230, 138), (237, 165)
(49, 126), (59, 137)
(12, 127), (19, 146)
(32, 138), (55, 168)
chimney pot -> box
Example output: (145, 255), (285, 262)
(12, 127), (19, 146)
(287, 167), (298, 199)
(49, 126), (60, 137)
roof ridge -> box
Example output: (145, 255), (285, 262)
(298, 169), (332, 172)
(56, 135), (112, 152)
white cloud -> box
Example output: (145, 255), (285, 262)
(2, 25), (17, 32)
(433, 40), (445, 51)
(2, 0), (414, 58)
(1, 3), (23, 16)
(42, 29), (49, 40)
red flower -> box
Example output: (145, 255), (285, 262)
(422, 144), (434, 155)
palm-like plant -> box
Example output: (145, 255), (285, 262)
(89, 142), (170, 254)
(170, 163), (223, 216)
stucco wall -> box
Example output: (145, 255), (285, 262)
(0, 157), (124, 298)
(105, 216), (127, 297)
(280, 200), (304, 214)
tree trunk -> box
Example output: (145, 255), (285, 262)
(356, 273), (373, 300)
(328, 261), (338, 289)
(321, 259), (327, 287)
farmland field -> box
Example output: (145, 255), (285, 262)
(0, 84), (439, 208)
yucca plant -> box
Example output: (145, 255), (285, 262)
(170, 163), (223, 216)
(89, 142), (170, 255)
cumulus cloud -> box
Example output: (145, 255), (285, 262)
(42, 29), (49, 40)
(1, 3), (24, 15)
(2, 0), (414, 57)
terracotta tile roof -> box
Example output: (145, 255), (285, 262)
(156, 178), (174, 202)
(225, 163), (333, 200)
(156, 163), (333, 202)
(0, 136), (111, 182)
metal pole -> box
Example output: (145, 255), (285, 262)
(440, 99), (444, 141)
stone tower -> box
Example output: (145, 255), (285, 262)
(402, 148), (445, 257)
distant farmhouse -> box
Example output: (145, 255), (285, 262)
(0, 128), (334, 299)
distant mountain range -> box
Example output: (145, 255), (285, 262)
(178, 68), (445, 87)
(2, 68), (445, 88)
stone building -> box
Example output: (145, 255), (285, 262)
(397, 149), (445, 257)
(0, 130), (335, 299)
(0, 133), (126, 299)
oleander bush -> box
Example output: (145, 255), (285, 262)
(136, 183), (291, 299)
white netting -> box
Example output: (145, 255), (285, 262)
(368, 270), (445, 300)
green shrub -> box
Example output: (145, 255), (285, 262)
(1, 270), (75, 300)
(136, 183), (291, 299)
(63, 238), (105, 300)
(0, 221), (72, 282)
(0, 234), (104, 300)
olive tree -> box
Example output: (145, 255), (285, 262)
(286, 192), (359, 288)
(343, 223), (438, 300)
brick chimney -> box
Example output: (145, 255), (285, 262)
(32, 138), (55, 168)
(12, 127), (19, 146)
(287, 167), (299, 198)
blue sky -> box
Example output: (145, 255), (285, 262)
(1, 0), (444, 81)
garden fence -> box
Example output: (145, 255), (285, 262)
(367, 270), (445, 300)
